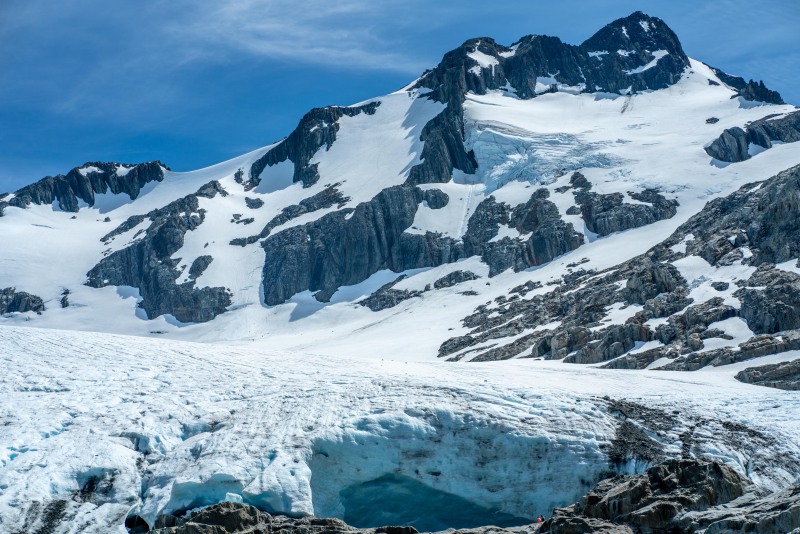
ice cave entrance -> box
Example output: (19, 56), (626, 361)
(339, 474), (530, 531)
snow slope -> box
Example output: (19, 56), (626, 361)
(1, 59), (798, 361)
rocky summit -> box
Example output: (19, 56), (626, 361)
(1, 10), (800, 534)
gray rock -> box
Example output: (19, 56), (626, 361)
(248, 102), (380, 190)
(736, 358), (800, 391)
(86, 182), (231, 323)
(0, 287), (45, 314)
(244, 197), (264, 209)
(575, 189), (678, 236)
(231, 185), (350, 247)
(188, 255), (214, 280)
(0, 161), (165, 214)
(541, 459), (758, 534)
(737, 265), (800, 334)
(705, 110), (800, 163)
(709, 66), (785, 104)
(433, 270), (479, 289)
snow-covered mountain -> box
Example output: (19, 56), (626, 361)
(2, 11), (800, 533)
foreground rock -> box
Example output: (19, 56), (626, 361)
(541, 458), (800, 534)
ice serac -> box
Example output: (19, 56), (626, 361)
(85, 181), (232, 323)
(0, 161), (165, 214)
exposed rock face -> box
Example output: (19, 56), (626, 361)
(0, 161), (165, 214)
(710, 66), (785, 104)
(142, 459), (800, 534)
(359, 270), (481, 311)
(231, 185), (350, 247)
(417, 12), (689, 102)
(86, 182), (231, 323)
(540, 459), (800, 534)
(736, 358), (800, 391)
(439, 164), (800, 364)
(737, 266), (800, 334)
(705, 110), (800, 162)
(261, 186), (442, 305)
(261, 187), (581, 306)
(248, 102), (380, 189)
(0, 287), (45, 314)
(434, 270), (480, 289)
(575, 189), (678, 236)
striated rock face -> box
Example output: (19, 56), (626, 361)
(736, 359), (800, 391)
(0, 161), (166, 214)
(0, 287), (45, 315)
(86, 182), (232, 323)
(705, 110), (800, 162)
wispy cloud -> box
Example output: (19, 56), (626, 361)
(168, 0), (438, 72)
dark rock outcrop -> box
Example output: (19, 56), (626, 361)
(0, 161), (165, 214)
(231, 185), (350, 247)
(259, 184), (482, 305)
(575, 189), (678, 236)
(736, 358), (800, 391)
(737, 265), (800, 334)
(148, 501), (424, 534)
(542, 458), (800, 534)
(244, 197), (264, 209)
(86, 182), (231, 323)
(0, 287), (45, 314)
(434, 270), (479, 289)
(359, 276), (423, 312)
(705, 110), (800, 163)
(248, 102), (380, 190)
(261, 187), (580, 306)
(710, 66), (785, 104)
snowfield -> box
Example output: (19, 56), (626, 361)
(1, 326), (799, 532)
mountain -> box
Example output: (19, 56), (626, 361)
(2, 11), (800, 534)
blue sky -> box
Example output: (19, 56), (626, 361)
(1, 0), (798, 192)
